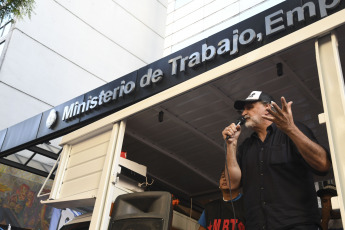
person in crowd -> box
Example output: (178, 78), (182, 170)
(222, 90), (331, 230)
(198, 169), (245, 230)
(317, 183), (343, 230)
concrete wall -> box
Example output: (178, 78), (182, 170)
(0, 0), (168, 130)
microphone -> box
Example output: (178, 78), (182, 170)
(226, 116), (246, 140)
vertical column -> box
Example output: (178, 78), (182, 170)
(315, 32), (345, 227)
(89, 120), (127, 230)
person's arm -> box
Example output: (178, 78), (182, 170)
(198, 210), (207, 230)
(222, 123), (242, 190)
(263, 96), (331, 172)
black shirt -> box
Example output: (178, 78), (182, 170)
(203, 195), (246, 230)
(238, 122), (328, 230)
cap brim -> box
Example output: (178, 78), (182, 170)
(234, 99), (259, 110)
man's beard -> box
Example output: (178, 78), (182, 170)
(244, 114), (262, 128)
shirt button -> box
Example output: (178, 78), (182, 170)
(262, 201), (266, 205)
(260, 173), (264, 176)
(261, 187), (264, 190)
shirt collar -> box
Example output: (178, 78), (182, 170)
(251, 123), (276, 139)
(267, 123), (276, 132)
(223, 193), (242, 202)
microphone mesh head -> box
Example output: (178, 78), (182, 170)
(237, 116), (246, 125)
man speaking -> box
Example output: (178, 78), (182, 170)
(222, 91), (331, 230)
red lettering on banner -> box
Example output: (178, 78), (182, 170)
(238, 222), (245, 230)
(207, 221), (213, 230)
(207, 218), (245, 230)
(230, 219), (237, 230)
(213, 219), (221, 230)
(222, 219), (229, 230)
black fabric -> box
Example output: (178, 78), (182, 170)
(237, 122), (329, 230)
(204, 197), (246, 230)
(287, 224), (320, 230)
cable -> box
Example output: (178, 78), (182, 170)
(224, 142), (239, 230)
(138, 177), (154, 188)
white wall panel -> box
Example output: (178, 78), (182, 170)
(159, 0), (169, 8)
(203, 2), (240, 31)
(166, 9), (175, 25)
(172, 0), (202, 22)
(166, 0), (241, 49)
(0, 83), (50, 130)
(57, 130), (112, 200)
(64, 156), (105, 183)
(0, 30), (105, 106)
(240, 0), (265, 12)
(48, 0), (165, 64)
(105, 7), (164, 63)
(67, 131), (112, 160)
(174, 0), (193, 9)
(165, 0), (286, 55)
(60, 171), (102, 198)
(15, 0), (147, 82)
(169, 30), (208, 53)
(172, 7), (203, 34)
(165, 12), (240, 54)
(165, 23), (174, 38)
(115, 0), (167, 37)
(239, 0), (285, 21)
(204, 15), (241, 36)
(164, 33), (173, 49)
(203, 0), (214, 5)
(170, 20), (204, 47)
(205, 0), (238, 17)
(167, 1), (176, 14)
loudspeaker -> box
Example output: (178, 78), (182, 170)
(108, 191), (173, 230)
(59, 213), (92, 230)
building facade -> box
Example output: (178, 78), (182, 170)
(1, 0), (345, 229)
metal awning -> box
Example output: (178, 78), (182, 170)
(0, 140), (62, 179)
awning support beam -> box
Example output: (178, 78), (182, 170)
(315, 31), (345, 228)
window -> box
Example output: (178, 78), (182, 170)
(0, 14), (12, 38)
(0, 14), (12, 57)
(0, 41), (5, 56)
